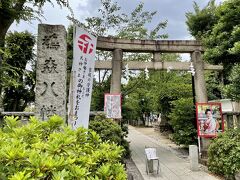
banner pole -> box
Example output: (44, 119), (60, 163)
(71, 72), (76, 128)
(68, 26), (76, 128)
(198, 136), (201, 158)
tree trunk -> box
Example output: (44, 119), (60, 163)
(12, 97), (18, 112)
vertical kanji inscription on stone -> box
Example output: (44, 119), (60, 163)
(35, 24), (67, 120)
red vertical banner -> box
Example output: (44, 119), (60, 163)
(196, 103), (224, 138)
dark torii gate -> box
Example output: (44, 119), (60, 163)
(95, 37), (223, 103)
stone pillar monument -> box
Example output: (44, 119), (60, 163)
(110, 49), (123, 93)
(191, 51), (208, 103)
(35, 24), (67, 120)
(191, 51), (209, 157)
(189, 145), (199, 171)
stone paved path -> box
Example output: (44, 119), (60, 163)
(127, 125), (220, 180)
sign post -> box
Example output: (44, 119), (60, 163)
(104, 93), (122, 119)
(196, 102), (224, 156)
(196, 103), (224, 138)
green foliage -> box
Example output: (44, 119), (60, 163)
(223, 64), (240, 100)
(91, 77), (111, 111)
(117, 2), (168, 39)
(0, 58), (20, 88)
(203, 0), (240, 65)
(89, 115), (130, 158)
(3, 31), (35, 111)
(0, 0), (70, 24)
(0, 115), (127, 179)
(186, 0), (217, 39)
(186, 0), (240, 98)
(84, 0), (125, 37)
(168, 98), (197, 146)
(186, 0), (240, 65)
(123, 70), (193, 127)
(208, 129), (240, 179)
(0, 0), (71, 110)
(205, 71), (222, 100)
(66, 0), (169, 112)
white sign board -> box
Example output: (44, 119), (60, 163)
(68, 26), (97, 129)
(104, 93), (122, 119)
(145, 148), (158, 160)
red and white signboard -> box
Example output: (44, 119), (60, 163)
(68, 26), (97, 129)
(104, 93), (122, 119)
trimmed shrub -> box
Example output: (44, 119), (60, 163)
(208, 129), (240, 179)
(168, 98), (197, 146)
(0, 115), (127, 179)
(89, 114), (130, 158)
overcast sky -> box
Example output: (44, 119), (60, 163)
(10, 0), (223, 40)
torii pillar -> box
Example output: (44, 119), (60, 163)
(110, 49), (123, 93)
(191, 51), (208, 103)
(191, 51), (209, 156)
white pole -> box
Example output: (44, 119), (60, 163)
(198, 136), (201, 158)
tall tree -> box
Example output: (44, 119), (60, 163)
(223, 64), (240, 101)
(203, 0), (240, 65)
(0, 0), (70, 47)
(3, 31), (35, 111)
(122, 53), (193, 126)
(117, 2), (168, 40)
(186, 0), (217, 40)
(67, 0), (168, 111)
(0, 0), (70, 109)
(186, 0), (240, 99)
(186, 0), (240, 67)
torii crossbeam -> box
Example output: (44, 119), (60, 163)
(95, 36), (223, 103)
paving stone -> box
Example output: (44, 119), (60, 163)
(127, 126), (220, 180)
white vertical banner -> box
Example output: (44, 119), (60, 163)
(68, 26), (97, 129)
(104, 93), (122, 119)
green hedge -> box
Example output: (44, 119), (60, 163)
(208, 129), (240, 179)
(0, 115), (127, 179)
(168, 98), (197, 146)
(89, 114), (130, 158)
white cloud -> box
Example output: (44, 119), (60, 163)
(9, 0), (226, 40)
(10, 0), (98, 34)
(78, 0), (90, 7)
